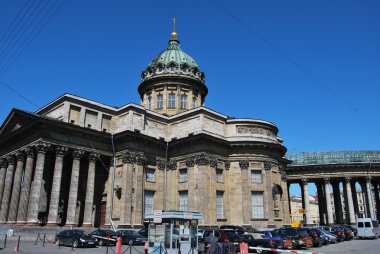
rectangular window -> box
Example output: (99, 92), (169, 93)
(148, 96), (152, 110)
(216, 191), (224, 219)
(216, 168), (223, 183)
(251, 170), (262, 183)
(168, 93), (176, 108)
(179, 191), (188, 211)
(252, 191), (264, 219)
(156, 94), (163, 109)
(144, 191), (154, 215)
(145, 168), (155, 182)
(179, 168), (188, 182)
(181, 94), (188, 109)
(192, 97), (197, 109)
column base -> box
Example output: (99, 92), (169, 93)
(15, 221), (27, 225)
(26, 222), (39, 226)
(82, 223), (93, 228)
(6, 221), (16, 224)
(65, 223), (78, 227)
(46, 223), (59, 227)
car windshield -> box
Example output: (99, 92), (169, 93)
(78, 231), (90, 237)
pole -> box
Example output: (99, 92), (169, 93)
(163, 141), (168, 210)
(110, 133), (117, 225)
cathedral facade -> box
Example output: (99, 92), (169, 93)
(0, 31), (290, 228)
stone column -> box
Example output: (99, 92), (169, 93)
(316, 181), (325, 225)
(105, 159), (114, 226)
(7, 152), (25, 223)
(239, 160), (250, 225)
(374, 184), (380, 221)
(47, 146), (68, 225)
(133, 153), (146, 226)
(83, 152), (99, 227)
(195, 154), (211, 225)
(301, 178), (312, 225)
(26, 142), (50, 224)
(324, 178), (334, 225)
(332, 181), (343, 224)
(65, 149), (84, 226)
(0, 157), (16, 223)
(344, 177), (356, 224)
(264, 161), (275, 227)
(366, 176), (375, 219)
(17, 147), (35, 224)
(0, 159), (8, 204)
(120, 151), (135, 226)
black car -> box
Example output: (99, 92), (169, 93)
(117, 230), (147, 245)
(299, 228), (324, 247)
(319, 226), (345, 242)
(241, 233), (289, 253)
(91, 229), (118, 246)
(55, 229), (97, 248)
(272, 228), (313, 249)
(220, 225), (246, 235)
(334, 226), (353, 240)
(138, 228), (148, 237)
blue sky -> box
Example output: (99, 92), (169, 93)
(1, 1), (379, 196)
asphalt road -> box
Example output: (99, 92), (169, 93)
(0, 237), (379, 254)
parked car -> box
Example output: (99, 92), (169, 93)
(271, 228), (313, 249)
(260, 230), (293, 250)
(335, 225), (353, 240)
(220, 225), (246, 235)
(241, 233), (291, 253)
(319, 226), (345, 242)
(90, 229), (118, 246)
(357, 218), (380, 239)
(137, 228), (148, 237)
(199, 229), (242, 253)
(117, 229), (147, 245)
(55, 229), (97, 248)
(312, 228), (337, 244)
(298, 228), (324, 247)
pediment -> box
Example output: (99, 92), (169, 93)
(0, 109), (37, 136)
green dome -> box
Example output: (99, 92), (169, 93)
(141, 38), (205, 83)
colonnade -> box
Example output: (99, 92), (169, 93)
(292, 176), (379, 225)
(0, 141), (107, 227)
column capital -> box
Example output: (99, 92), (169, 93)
(72, 149), (85, 159)
(56, 146), (69, 157)
(88, 152), (100, 162)
(264, 161), (272, 170)
(323, 177), (330, 183)
(122, 151), (136, 164)
(224, 160), (230, 170)
(25, 147), (35, 158)
(35, 141), (50, 154)
(157, 159), (166, 170)
(209, 157), (217, 168)
(344, 176), (352, 182)
(168, 160), (177, 170)
(15, 151), (25, 162)
(136, 153), (147, 165)
(195, 154), (210, 166)
(7, 156), (16, 165)
(366, 176), (372, 182)
(281, 171), (287, 181)
(185, 156), (195, 167)
(239, 160), (249, 169)
(0, 158), (7, 168)
(301, 178), (308, 184)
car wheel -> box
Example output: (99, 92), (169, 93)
(55, 238), (60, 246)
(72, 239), (78, 248)
(98, 239), (104, 246)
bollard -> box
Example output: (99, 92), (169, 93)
(115, 236), (122, 254)
(4, 234), (7, 249)
(34, 233), (40, 245)
(144, 241), (149, 254)
(43, 234), (46, 247)
(13, 236), (20, 252)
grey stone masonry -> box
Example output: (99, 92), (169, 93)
(66, 149), (84, 225)
(7, 152), (25, 223)
(17, 147), (35, 223)
(47, 146), (68, 224)
(0, 157), (15, 223)
(366, 177), (375, 219)
(345, 177), (356, 224)
(27, 142), (49, 224)
(83, 152), (98, 226)
(301, 178), (311, 225)
(324, 178), (334, 225)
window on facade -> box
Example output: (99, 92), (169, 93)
(179, 168), (188, 182)
(144, 191), (154, 215)
(216, 168), (223, 183)
(156, 94), (163, 109)
(181, 94), (188, 109)
(216, 191), (224, 219)
(251, 170), (262, 183)
(145, 168), (155, 182)
(168, 93), (176, 108)
(148, 96), (152, 110)
(192, 97), (196, 109)
(252, 191), (264, 219)
(179, 191), (188, 211)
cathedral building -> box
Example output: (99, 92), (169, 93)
(0, 30), (290, 228)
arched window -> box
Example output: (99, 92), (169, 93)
(272, 184), (283, 209)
